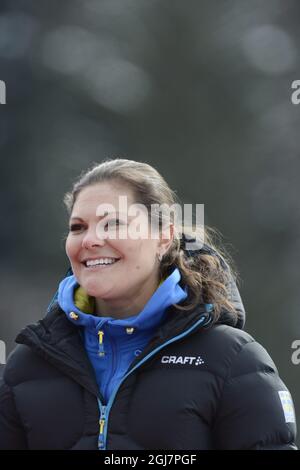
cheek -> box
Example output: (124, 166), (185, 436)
(131, 241), (157, 270)
(65, 236), (77, 260)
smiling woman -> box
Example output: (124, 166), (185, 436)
(64, 181), (168, 318)
(0, 159), (297, 450)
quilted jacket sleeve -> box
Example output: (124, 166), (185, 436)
(0, 375), (28, 449)
(213, 340), (297, 450)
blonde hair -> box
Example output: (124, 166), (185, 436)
(64, 158), (238, 323)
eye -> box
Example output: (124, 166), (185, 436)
(69, 224), (84, 232)
(104, 218), (124, 230)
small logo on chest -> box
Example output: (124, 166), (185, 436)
(161, 355), (205, 366)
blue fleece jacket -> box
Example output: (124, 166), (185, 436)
(58, 268), (187, 403)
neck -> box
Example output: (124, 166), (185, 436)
(94, 276), (160, 319)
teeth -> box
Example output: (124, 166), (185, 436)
(85, 258), (117, 267)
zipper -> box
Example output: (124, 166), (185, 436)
(98, 404), (107, 450)
(103, 332), (117, 401)
(96, 312), (211, 450)
(97, 319), (108, 357)
(98, 330), (105, 357)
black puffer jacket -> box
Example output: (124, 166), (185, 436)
(0, 273), (297, 450)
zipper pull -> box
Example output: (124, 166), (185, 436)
(98, 330), (105, 357)
(98, 405), (107, 450)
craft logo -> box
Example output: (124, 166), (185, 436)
(161, 355), (205, 366)
(0, 340), (6, 365)
(0, 80), (6, 104)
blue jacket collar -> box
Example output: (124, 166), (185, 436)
(58, 268), (188, 331)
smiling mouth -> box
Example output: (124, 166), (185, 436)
(82, 258), (121, 268)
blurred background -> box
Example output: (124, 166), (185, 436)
(0, 0), (299, 445)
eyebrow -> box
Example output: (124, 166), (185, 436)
(70, 212), (128, 222)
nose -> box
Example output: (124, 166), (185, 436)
(81, 228), (106, 249)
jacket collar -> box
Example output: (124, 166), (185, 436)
(15, 299), (212, 398)
(57, 267), (188, 331)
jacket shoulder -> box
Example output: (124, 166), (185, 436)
(207, 326), (297, 449)
(3, 344), (57, 387)
(197, 324), (278, 379)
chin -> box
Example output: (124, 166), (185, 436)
(83, 282), (113, 299)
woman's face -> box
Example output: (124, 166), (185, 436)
(65, 182), (171, 309)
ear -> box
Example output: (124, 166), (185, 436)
(158, 223), (174, 256)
